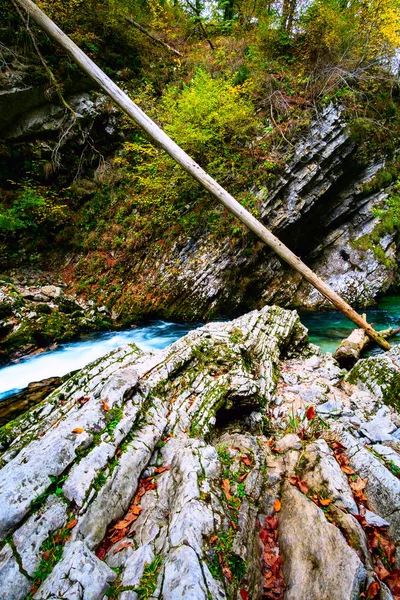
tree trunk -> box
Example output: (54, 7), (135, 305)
(125, 17), (183, 58)
(13, 0), (391, 352)
(334, 323), (400, 368)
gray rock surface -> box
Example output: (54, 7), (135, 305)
(279, 482), (367, 600)
(0, 306), (400, 599)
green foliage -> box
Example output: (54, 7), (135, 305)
(105, 406), (124, 433)
(163, 68), (257, 164)
(31, 474), (68, 511)
(388, 461), (400, 477)
(26, 525), (72, 599)
(0, 186), (68, 236)
(135, 556), (163, 599)
(352, 172), (400, 267)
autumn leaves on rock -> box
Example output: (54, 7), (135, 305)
(0, 305), (400, 599)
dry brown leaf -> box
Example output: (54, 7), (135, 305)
(238, 472), (248, 483)
(385, 569), (400, 597)
(288, 476), (298, 485)
(66, 519), (78, 529)
(210, 535), (218, 545)
(375, 563), (390, 581)
(222, 479), (232, 501)
(102, 399), (110, 411)
(241, 456), (252, 467)
(154, 465), (171, 474)
(273, 499), (282, 512)
(341, 465), (355, 475)
(77, 396), (90, 406)
(72, 427), (85, 434)
(297, 480), (309, 494)
(366, 581), (380, 599)
(113, 541), (133, 554)
(331, 441), (346, 450)
(349, 476), (367, 492)
(222, 566), (233, 582)
(319, 498), (333, 506)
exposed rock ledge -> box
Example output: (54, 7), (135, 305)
(0, 306), (399, 600)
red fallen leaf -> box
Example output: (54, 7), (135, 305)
(332, 441), (346, 450)
(240, 590), (249, 600)
(230, 520), (238, 531)
(154, 465), (171, 474)
(297, 480), (309, 494)
(366, 581), (380, 598)
(222, 479), (232, 501)
(113, 541), (133, 554)
(222, 566), (233, 582)
(77, 396), (90, 406)
(210, 535), (218, 544)
(72, 427), (85, 434)
(260, 527), (269, 543)
(375, 563), (390, 580)
(288, 476), (298, 485)
(306, 405), (315, 420)
(66, 519), (78, 529)
(385, 569), (400, 596)
(241, 456), (252, 467)
(42, 550), (51, 562)
(238, 472), (248, 483)
(266, 515), (279, 530)
(273, 499), (281, 512)
(102, 399), (110, 411)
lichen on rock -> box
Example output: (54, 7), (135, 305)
(0, 305), (400, 600)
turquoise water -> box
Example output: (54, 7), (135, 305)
(0, 296), (399, 400)
(300, 296), (400, 354)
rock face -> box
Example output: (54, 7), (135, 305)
(0, 305), (400, 600)
(99, 104), (398, 323)
(0, 278), (115, 363)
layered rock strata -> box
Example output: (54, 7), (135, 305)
(0, 306), (399, 599)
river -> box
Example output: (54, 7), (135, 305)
(1, 296), (399, 401)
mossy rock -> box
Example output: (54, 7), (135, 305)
(346, 346), (400, 411)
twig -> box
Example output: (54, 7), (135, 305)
(125, 17), (183, 58)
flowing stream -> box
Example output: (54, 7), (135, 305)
(1, 296), (399, 401)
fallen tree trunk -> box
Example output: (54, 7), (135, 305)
(125, 17), (183, 57)
(13, 0), (391, 352)
(334, 323), (400, 369)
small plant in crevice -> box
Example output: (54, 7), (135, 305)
(134, 555), (163, 599)
(30, 474), (68, 512)
(285, 405), (329, 440)
(105, 406), (124, 433)
(26, 520), (76, 599)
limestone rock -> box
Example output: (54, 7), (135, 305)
(279, 481), (367, 600)
(0, 306), (399, 600)
(347, 346), (400, 409)
(274, 433), (302, 453)
(41, 285), (62, 299)
(33, 541), (116, 599)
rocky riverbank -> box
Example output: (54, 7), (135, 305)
(0, 305), (399, 600)
(0, 273), (116, 364)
